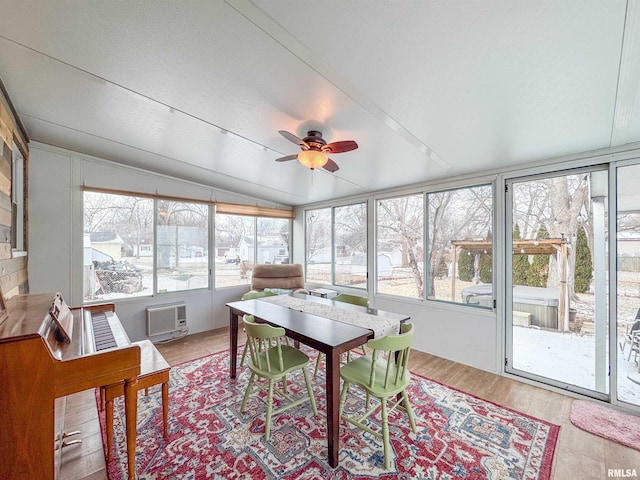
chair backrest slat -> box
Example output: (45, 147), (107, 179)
(243, 315), (286, 374)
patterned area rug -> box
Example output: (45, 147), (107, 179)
(98, 349), (559, 479)
(570, 399), (640, 451)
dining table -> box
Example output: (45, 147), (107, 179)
(226, 293), (409, 468)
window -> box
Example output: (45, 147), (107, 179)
(84, 192), (154, 301)
(305, 208), (332, 283)
(305, 203), (367, 288)
(214, 214), (291, 287)
(215, 213), (255, 287)
(334, 203), (367, 288)
(428, 184), (493, 305)
(376, 194), (424, 298)
(257, 217), (290, 265)
(83, 192), (210, 301)
(374, 185), (492, 304)
(11, 143), (24, 252)
(156, 200), (209, 293)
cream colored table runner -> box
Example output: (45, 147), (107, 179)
(258, 295), (399, 338)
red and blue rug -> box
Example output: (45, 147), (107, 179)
(99, 349), (559, 479)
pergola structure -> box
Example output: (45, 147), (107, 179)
(450, 238), (571, 331)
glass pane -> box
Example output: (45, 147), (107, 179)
(257, 217), (290, 264)
(306, 208), (332, 283)
(376, 194), (424, 298)
(156, 200), (209, 293)
(429, 185), (493, 305)
(617, 164), (640, 406)
(83, 192), (153, 301)
(334, 203), (367, 288)
(510, 171), (609, 395)
(215, 214), (254, 287)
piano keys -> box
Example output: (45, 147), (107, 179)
(0, 293), (140, 480)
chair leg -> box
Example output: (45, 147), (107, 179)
(380, 397), (391, 470)
(239, 342), (248, 367)
(402, 390), (417, 433)
(314, 353), (322, 377)
(265, 379), (275, 441)
(339, 381), (350, 417)
(302, 367), (318, 415)
(240, 372), (255, 412)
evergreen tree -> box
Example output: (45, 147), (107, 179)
(458, 248), (474, 282)
(574, 226), (593, 293)
(478, 229), (493, 283)
(528, 225), (550, 287)
(512, 223), (530, 285)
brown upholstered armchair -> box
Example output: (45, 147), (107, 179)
(250, 263), (308, 295)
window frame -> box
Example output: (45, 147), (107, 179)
(304, 201), (368, 290)
(213, 212), (292, 289)
(425, 182), (494, 308)
(370, 182), (495, 308)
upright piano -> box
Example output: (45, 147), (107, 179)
(0, 293), (141, 480)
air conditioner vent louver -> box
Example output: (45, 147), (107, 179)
(146, 303), (186, 336)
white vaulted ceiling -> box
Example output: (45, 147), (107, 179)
(1, 1), (639, 206)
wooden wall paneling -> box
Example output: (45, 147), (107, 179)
(0, 267), (28, 296)
(0, 256), (28, 277)
(0, 243), (13, 261)
(0, 156), (11, 198)
(0, 226), (11, 244)
(0, 102), (13, 148)
(0, 82), (29, 297)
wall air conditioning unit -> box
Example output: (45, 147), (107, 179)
(146, 303), (187, 336)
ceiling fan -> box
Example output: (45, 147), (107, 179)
(275, 130), (358, 173)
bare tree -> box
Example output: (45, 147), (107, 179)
(305, 208), (331, 261)
(378, 194), (424, 296)
(429, 186), (492, 295)
(335, 203), (367, 256)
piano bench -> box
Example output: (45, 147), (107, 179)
(101, 339), (171, 462)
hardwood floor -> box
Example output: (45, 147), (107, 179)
(61, 327), (640, 479)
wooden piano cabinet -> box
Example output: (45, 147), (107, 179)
(0, 293), (141, 480)
(54, 397), (66, 479)
(0, 336), (57, 479)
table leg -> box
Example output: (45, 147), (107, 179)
(162, 381), (169, 439)
(124, 378), (138, 480)
(230, 311), (238, 378)
(325, 349), (341, 468)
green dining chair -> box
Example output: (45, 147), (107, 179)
(239, 291), (277, 368)
(240, 315), (318, 441)
(314, 293), (370, 376)
(339, 322), (417, 469)
(333, 293), (369, 308)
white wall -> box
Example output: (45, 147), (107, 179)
(28, 143), (283, 341)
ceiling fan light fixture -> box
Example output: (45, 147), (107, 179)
(298, 149), (328, 169)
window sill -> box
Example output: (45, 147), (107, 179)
(11, 250), (27, 258)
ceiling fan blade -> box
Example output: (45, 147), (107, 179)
(279, 130), (309, 148)
(323, 140), (358, 154)
(275, 154), (299, 162)
(323, 158), (340, 173)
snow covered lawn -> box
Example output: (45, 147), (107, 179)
(512, 326), (639, 405)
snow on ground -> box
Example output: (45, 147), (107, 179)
(513, 326), (639, 405)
